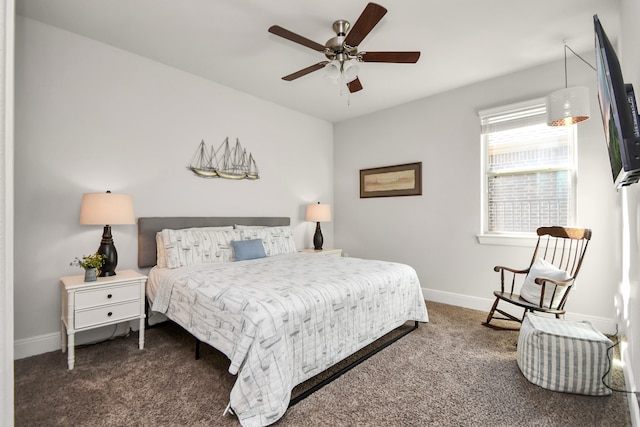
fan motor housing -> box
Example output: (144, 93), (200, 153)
(325, 20), (358, 60)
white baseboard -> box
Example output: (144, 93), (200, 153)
(423, 288), (491, 313)
(14, 331), (60, 359)
(14, 322), (132, 360)
(422, 287), (617, 335)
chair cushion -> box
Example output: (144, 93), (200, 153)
(520, 258), (571, 308)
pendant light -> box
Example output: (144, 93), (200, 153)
(546, 44), (596, 127)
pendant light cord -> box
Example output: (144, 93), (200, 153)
(563, 44), (596, 88)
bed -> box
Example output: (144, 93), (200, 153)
(138, 216), (429, 427)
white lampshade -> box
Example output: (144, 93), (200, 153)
(324, 60), (341, 81)
(546, 86), (591, 126)
(306, 203), (331, 222)
(80, 192), (135, 225)
(324, 59), (359, 84)
(342, 61), (359, 83)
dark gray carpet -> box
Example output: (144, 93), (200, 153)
(15, 302), (632, 426)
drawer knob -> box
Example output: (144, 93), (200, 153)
(107, 312), (113, 317)
(107, 294), (113, 299)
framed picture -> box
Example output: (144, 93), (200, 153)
(360, 162), (422, 198)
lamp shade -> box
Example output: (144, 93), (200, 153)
(342, 60), (359, 83)
(80, 192), (135, 225)
(546, 86), (591, 126)
(324, 60), (341, 81)
(305, 203), (331, 222)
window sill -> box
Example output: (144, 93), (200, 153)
(476, 233), (537, 247)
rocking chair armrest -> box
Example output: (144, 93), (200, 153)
(493, 265), (529, 275)
(532, 276), (575, 309)
(533, 277), (575, 287)
(493, 265), (530, 294)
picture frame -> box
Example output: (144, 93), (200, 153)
(360, 162), (422, 198)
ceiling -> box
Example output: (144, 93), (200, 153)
(16, 0), (621, 123)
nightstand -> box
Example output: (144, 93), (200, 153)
(60, 269), (147, 369)
(299, 248), (343, 256)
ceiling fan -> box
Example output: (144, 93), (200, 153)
(268, 2), (420, 93)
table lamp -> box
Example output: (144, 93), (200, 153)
(80, 191), (135, 277)
(305, 202), (331, 250)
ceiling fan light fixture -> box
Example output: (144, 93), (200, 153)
(324, 60), (341, 81)
(343, 60), (359, 82)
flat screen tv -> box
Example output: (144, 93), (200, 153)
(594, 14), (640, 189)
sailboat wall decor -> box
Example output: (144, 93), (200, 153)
(187, 137), (259, 180)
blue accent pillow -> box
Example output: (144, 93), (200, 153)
(231, 239), (267, 261)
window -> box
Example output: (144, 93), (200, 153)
(480, 98), (577, 237)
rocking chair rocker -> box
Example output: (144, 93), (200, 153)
(483, 226), (591, 330)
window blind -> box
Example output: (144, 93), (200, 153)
(479, 98), (546, 134)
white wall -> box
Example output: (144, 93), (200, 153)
(14, 16), (334, 357)
(1, 0), (14, 424)
(334, 49), (620, 331)
(618, 0), (640, 420)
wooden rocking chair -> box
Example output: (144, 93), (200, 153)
(483, 226), (592, 330)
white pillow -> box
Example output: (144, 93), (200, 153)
(156, 232), (167, 268)
(161, 227), (240, 268)
(520, 258), (571, 308)
(238, 226), (297, 256)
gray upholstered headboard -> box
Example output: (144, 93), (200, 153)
(137, 216), (291, 268)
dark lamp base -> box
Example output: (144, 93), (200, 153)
(97, 225), (118, 277)
(313, 222), (324, 250)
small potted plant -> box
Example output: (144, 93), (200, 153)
(70, 253), (106, 282)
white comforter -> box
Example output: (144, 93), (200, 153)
(151, 252), (429, 427)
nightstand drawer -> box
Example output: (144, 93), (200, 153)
(75, 300), (141, 329)
(75, 283), (140, 309)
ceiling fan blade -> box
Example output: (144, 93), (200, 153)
(360, 51), (421, 63)
(268, 25), (326, 52)
(344, 3), (388, 47)
(282, 62), (329, 81)
(347, 77), (363, 93)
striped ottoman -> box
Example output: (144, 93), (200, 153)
(517, 313), (613, 396)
